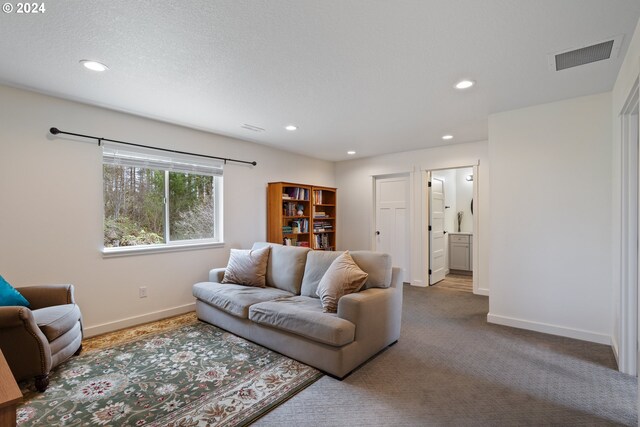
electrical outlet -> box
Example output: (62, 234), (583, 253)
(139, 286), (148, 298)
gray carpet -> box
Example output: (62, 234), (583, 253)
(254, 285), (637, 426)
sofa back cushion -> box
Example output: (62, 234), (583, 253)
(251, 242), (310, 294)
(300, 251), (341, 297)
(350, 251), (393, 289)
(301, 250), (393, 297)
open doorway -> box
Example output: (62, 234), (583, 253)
(427, 167), (475, 293)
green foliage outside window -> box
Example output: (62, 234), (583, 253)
(103, 165), (216, 247)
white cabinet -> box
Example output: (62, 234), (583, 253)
(449, 233), (472, 271)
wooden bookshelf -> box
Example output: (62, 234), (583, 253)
(267, 182), (337, 250)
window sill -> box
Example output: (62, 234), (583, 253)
(102, 241), (225, 258)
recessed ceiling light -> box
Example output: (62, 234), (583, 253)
(80, 60), (109, 72)
(455, 79), (475, 89)
(442, 135), (453, 140)
(347, 151), (356, 155)
(285, 125), (298, 131)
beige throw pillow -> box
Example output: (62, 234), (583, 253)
(316, 251), (368, 313)
(222, 246), (270, 287)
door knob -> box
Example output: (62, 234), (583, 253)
(375, 231), (380, 235)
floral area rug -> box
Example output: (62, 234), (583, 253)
(17, 319), (322, 426)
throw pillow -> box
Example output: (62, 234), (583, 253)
(316, 251), (368, 313)
(222, 246), (271, 287)
(0, 275), (30, 307)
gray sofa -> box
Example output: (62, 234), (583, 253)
(192, 242), (403, 378)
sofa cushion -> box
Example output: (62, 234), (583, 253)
(252, 242), (310, 294)
(193, 281), (293, 319)
(350, 251), (393, 289)
(221, 246), (270, 287)
(300, 251), (342, 297)
(249, 296), (355, 347)
(316, 251), (368, 313)
(32, 304), (81, 342)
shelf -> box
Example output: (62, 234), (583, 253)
(282, 198), (310, 202)
(313, 230), (335, 234)
(313, 217), (335, 220)
(283, 232), (309, 236)
(284, 215), (310, 219)
(314, 203), (335, 207)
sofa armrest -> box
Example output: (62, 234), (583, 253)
(209, 268), (226, 283)
(17, 285), (75, 310)
(337, 267), (403, 345)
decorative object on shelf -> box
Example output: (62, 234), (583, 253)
(297, 204), (304, 216)
(457, 211), (463, 232)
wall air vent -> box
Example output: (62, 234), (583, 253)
(548, 35), (623, 71)
(241, 124), (265, 132)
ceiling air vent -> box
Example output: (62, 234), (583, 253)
(241, 124), (265, 132)
(548, 35), (623, 71)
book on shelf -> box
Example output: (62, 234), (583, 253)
(288, 218), (309, 233)
(283, 201), (305, 217)
(284, 238), (310, 248)
(313, 209), (326, 218)
(313, 220), (333, 232)
(283, 187), (309, 201)
(313, 233), (330, 249)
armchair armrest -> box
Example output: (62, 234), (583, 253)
(0, 306), (52, 381)
(0, 306), (34, 328)
(17, 285), (75, 310)
(208, 268), (226, 283)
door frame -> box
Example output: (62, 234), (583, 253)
(372, 173), (412, 283)
(421, 163), (482, 294)
(619, 77), (639, 376)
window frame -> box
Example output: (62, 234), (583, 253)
(101, 145), (224, 257)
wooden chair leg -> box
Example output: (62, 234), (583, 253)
(35, 374), (49, 392)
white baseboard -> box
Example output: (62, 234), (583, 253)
(611, 334), (620, 368)
(411, 279), (428, 287)
(487, 313), (611, 345)
(84, 303), (196, 338)
(474, 287), (489, 296)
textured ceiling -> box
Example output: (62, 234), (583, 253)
(1, 0), (639, 161)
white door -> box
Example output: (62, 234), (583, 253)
(375, 176), (409, 282)
(429, 177), (446, 284)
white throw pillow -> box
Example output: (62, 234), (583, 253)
(316, 251), (368, 313)
(221, 246), (271, 287)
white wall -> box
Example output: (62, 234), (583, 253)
(0, 85), (335, 336)
(455, 167), (474, 233)
(487, 92), (612, 344)
(611, 17), (640, 369)
(335, 140), (489, 292)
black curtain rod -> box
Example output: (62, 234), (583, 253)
(49, 127), (257, 166)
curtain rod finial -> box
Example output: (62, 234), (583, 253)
(252, 161), (257, 166)
(50, 127), (60, 135)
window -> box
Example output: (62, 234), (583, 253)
(102, 143), (223, 252)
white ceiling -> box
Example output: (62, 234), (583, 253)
(1, 1), (639, 161)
